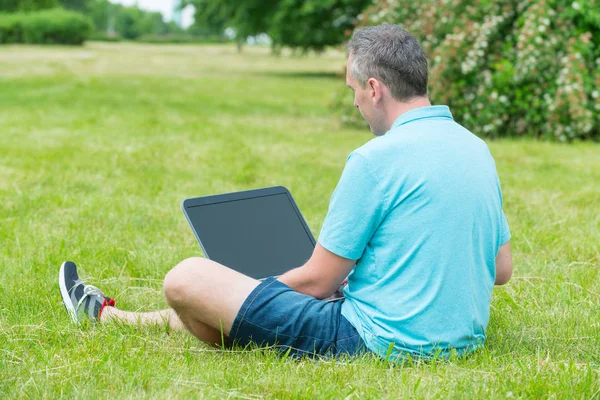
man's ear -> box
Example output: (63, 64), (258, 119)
(368, 78), (382, 104)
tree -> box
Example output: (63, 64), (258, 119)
(187, 0), (278, 40)
(185, 0), (234, 36)
(84, 0), (111, 32)
(83, 0), (183, 38)
(270, 0), (371, 52)
(186, 0), (370, 51)
(58, 0), (89, 11)
(0, 0), (59, 12)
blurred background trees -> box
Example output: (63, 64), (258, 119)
(186, 0), (371, 52)
(0, 0), (59, 12)
(0, 0), (185, 44)
(84, 0), (185, 40)
(1, 0), (599, 140)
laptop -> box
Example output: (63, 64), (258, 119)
(181, 186), (344, 300)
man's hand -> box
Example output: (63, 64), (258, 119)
(278, 243), (355, 299)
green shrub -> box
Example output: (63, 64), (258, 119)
(87, 33), (232, 44)
(88, 32), (121, 42)
(335, 0), (600, 141)
(0, 13), (23, 43)
(0, 8), (93, 45)
(0, 0), (59, 13)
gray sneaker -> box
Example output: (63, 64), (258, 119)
(58, 261), (115, 324)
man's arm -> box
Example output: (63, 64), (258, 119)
(280, 152), (382, 299)
(278, 243), (355, 299)
(495, 241), (512, 285)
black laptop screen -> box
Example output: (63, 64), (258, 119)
(184, 193), (315, 279)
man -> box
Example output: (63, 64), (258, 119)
(59, 24), (512, 360)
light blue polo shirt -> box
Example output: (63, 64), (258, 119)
(318, 105), (510, 359)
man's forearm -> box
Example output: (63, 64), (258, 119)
(278, 266), (330, 299)
(278, 243), (356, 299)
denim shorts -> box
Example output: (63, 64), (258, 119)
(229, 277), (367, 358)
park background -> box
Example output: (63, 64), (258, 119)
(1, 0), (599, 398)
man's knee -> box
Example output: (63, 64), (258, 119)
(163, 257), (205, 308)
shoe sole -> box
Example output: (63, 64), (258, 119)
(59, 261), (79, 324)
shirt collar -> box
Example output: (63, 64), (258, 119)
(390, 105), (454, 131)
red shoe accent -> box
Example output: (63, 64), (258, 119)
(98, 297), (116, 321)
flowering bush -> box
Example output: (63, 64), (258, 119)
(333, 0), (600, 141)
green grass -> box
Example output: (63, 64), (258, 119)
(0, 43), (599, 399)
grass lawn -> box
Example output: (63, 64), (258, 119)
(0, 43), (599, 398)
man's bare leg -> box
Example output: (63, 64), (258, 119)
(163, 257), (260, 345)
(100, 307), (186, 331)
(58, 258), (257, 346)
(100, 306), (226, 345)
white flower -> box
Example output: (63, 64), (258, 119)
(592, 91), (599, 99)
(499, 95), (508, 103)
(538, 25), (546, 33)
(491, 92), (498, 100)
(572, 2), (581, 10)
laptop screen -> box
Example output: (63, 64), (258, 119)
(183, 192), (315, 279)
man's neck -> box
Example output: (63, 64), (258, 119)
(385, 97), (432, 130)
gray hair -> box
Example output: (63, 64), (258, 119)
(347, 24), (428, 101)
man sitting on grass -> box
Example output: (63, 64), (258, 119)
(59, 24), (512, 360)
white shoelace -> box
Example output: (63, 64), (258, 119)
(72, 281), (105, 312)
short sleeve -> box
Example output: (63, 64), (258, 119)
(496, 172), (511, 245)
(500, 210), (511, 245)
(318, 152), (386, 260)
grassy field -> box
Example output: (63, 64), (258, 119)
(0, 43), (599, 399)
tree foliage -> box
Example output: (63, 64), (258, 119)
(57, 0), (89, 12)
(0, 0), (59, 12)
(187, 0), (371, 51)
(270, 0), (370, 52)
(339, 0), (600, 140)
(186, 0), (277, 38)
(0, 0), (184, 40)
(84, 0), (183, 39)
